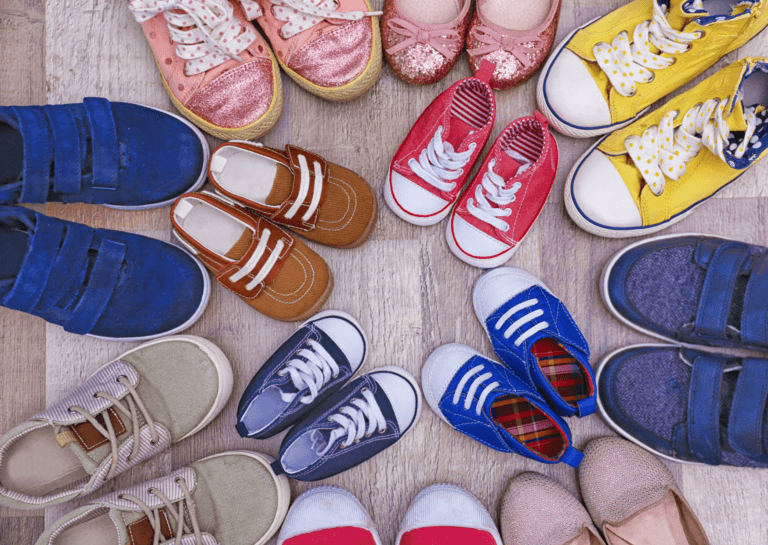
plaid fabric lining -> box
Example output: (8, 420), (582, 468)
(531, 338), (589, 404)
(490, 395), (564, 459)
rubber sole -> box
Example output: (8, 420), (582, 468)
(444, 216), (517, 269)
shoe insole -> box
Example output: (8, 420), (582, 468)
(57, 512), (119, 545)
(0, 228), (29, 280)
(210, 147), (292, 206)
(604, 490), (694, 545)
(531, 338), (591, 407)
(173, 199), (250, 258)
(491, 395), (565, 459)
(0, 123), (23, 185)
(399, 0), (462, 24)
(480, 0), (551, 31)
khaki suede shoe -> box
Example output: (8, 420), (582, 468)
(0, 336), (233, 510)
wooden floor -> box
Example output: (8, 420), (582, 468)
(2, 0), (768, 543)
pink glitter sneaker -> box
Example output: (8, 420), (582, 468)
(467, 0), (561, 90)
(129, 0), (283, 140)
(253, 0), (383, 101)
(382, 0), (472, 85)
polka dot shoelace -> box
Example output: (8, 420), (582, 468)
(267, 0), (381, 40)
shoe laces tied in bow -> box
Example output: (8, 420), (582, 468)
(467, 159), (527, 231)
(409, 126), (476, 192)
(269, 0), (381, 39)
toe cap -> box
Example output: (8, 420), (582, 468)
(312, 312), (366, 372)
(472, 267), (547, 324)
(421, 344), (480, 412)
(451, 214), (511, 259)
(389, 171), (449, 217)
(371, 369), (419, 431)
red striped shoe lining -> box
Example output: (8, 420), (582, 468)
(499, 118), (544, 165)
(450, 80), (493, 129)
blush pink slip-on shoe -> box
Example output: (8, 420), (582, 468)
(129, 0), (283, 140)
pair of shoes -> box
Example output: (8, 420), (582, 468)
(130, 0), (382, 140)
(278, 484), (502, 544)
(596, 233), (768, 467)
(383, 0), (561, 89)
(171, 141), (378, 322)
(385, 63), (558, 268)
(501, 438), (710, 545)
(422, 267), (595, 467)
(236, 311), (421, 480)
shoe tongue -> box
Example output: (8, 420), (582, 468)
(55, 408), (134, 476)
(224, 228), (255, 261)
(263, 162), (294, 206)
(117, 506), (180, 545)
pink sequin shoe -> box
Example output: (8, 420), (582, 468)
(129, 0), (283, 140)
(466, 0), (561, 90)
(382, 0), (472, 85)
(253, 0), (383, 101)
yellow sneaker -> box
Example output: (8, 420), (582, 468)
(565, 57), (768, 237)
(537, 0), (768, 138)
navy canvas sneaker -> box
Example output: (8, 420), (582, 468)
(236, 311), (368, 439)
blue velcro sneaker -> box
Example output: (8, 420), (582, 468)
(603, 233), (768, 350)
(596, 344), (768, 468)
(0, 206), (209, 340)
(422, 344), (583, 468)
(0, 97), (208, 209)
(473, 267), (596, 417)
(236, 311), (368, 439)
(271, 367), (421, 481)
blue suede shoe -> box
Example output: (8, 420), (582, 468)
(236, 311), (368, 439)
(422, 344), (583, 467)
(596, 344), (768, 468)
(473, 267), (596, 418)
(0, 206), (209, 340)
(0, 98), (208, 209)
(271, 366), (421, 481)
(603, 234), (768, 350)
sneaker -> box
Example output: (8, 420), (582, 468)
(396, 484), (503, 545)
(236, 311), (367, 439)
(129, 0), (283, 140)
(538, 0), (768, 138)
(209, 141), (378, 248)
(277, 486), (382, 545)
(422, 344), (583, 467)
(171, 191), (333, 322)
(385, 61), (496, 226)
(0, 206), (209, 340)
(32, 451), (289, 545)
(566, 58), (768, 237)
(0, 336), (233, 510)
(253, 0), (382, 101)
(447, 112), (558, 268)
(271, 366), (421, 481)
(382, 0), (472, 85)
(473, 267), (595, 417)
(0, 98), (207, 209)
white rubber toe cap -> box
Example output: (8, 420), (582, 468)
(570, 149), (642, 228)
(544, 49), (611, 130)
(312, 313), (366, 372)
(472, 267), (549, 325)
(371, 369), (419, 431)
(421, 344), (481, 418)
(390, 171), (449, 217)
(451, 215), (511, 258)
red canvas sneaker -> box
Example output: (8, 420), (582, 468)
(447, 111), (557, 268)
(384, 60), (496, 226)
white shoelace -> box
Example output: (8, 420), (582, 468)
(278, 340), (339, 404)
(316, 388), (386, 455)
(409, 126), (476, 192)
(494, 299), (549, 347)
(129, 0), (263, 76)
(466, 159), (525, 231)
(284, 154), (323, 222)
(452, 364), (500, 416)
(228, 228), (285, 290)
(267, 0), (382, 39)
(625, 100), (757, 195)
(593, 0), (703, 97)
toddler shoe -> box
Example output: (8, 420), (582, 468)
(538, 0), (768, 138)
(382, 0), (472, 85)
(33, 450), (289, 545)
(271, 366), (421, 481)
(253, 0), (382, 101)
(0, 206), (209, 340)
(129, 0), (283, 140)
(580, 437), (710, 544)
(596, 345), (768, 468)
(467, 0), (562, 90)
(171, 191), (332, 322)
(474, 267), (595, 417)
(447, 112), (558, 268)
(0, 336), (233, 509)
(422, 344), (583, 467)
(237, 310), (367, 439)
(385, 61), (496, 225)
(396, 484), (502, 545)
(278, 486), (382, 545)
(209, 141), (378, 248)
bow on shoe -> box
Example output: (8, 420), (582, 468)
(467, 26), (543, 68)
(385, 18), (461, 58)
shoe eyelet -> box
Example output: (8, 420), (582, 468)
(696, 30), (705, 39)
(150, 438), (159, 445)
(361, 387), (370, 394)
(67, 407), (74, 413)
(339, 443), (347, 449)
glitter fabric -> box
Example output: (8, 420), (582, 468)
(467, 0), (561, 90)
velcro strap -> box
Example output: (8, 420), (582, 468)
(560, 445), (584, 468)
(83, 97), (118, 190)
(741, 252), (768, 346)
(273, 146), (328, 229)
(687, 356), (726, 465)
(11, 106), (53, 203)
(694, 242), (749, 339)
(63, 239), (126, 335)
(44, 105), (82, 194)
(728, 358), (768, 459)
